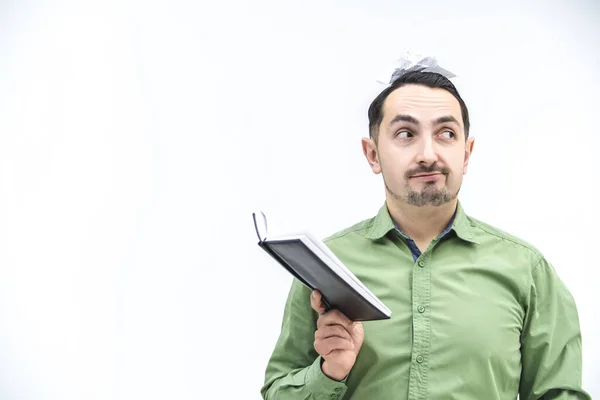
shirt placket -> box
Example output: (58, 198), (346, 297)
(407, 252), (432, 400)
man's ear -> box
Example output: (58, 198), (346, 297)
(362, 137), (381, 174)
(463, 136), (475, 175)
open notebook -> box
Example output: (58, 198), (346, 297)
(252, 211), (391, 321)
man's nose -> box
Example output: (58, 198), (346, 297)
(416, 136), (437, 164)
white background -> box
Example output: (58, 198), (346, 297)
(0, 0), (598, 399)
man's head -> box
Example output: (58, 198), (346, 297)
(362, 70), (475, 207)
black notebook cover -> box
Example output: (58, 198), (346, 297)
(253, 212), (390, 322)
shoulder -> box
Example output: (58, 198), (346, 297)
(465, 213), (575, 306)
(321, 215), (376, 245)
(467, 215), (545, 262)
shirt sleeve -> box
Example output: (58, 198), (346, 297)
(518, 257), (592, 400)
(260, 279), (348, 400)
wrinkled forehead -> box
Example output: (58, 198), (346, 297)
(381, 84), (463, 128)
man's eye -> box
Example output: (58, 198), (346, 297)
(440, 130), (455, 139)
(396, 130), (413, 139)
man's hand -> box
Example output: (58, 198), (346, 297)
(310, 290), (364, 381)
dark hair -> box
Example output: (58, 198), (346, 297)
(368, 69), (470, 140)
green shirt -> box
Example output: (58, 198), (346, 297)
(260, 201), (591, 400)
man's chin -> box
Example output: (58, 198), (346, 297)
(406, 187), (454, 207)
(411, 182), (443, 192)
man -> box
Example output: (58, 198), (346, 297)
(260, 57), (591, 400)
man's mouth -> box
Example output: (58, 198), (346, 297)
(411, 172), (442, 178)
(410, 172), (444, 181)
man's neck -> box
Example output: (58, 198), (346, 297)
(387, 196), (458, 244)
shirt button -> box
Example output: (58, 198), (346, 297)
(418, 260), (425, 268)
(416, 355), (424, 363)
(330, 394), (338, 399)
(417, 305), (425, 313)
(334, 388), (342, 393)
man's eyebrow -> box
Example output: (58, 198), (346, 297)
(434, 115), (461, 126)
(388, 114), (461, 127)
(388, 114), (420, 126)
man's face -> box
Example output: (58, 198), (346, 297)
(363, 84), (475, 207)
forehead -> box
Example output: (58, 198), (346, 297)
(382, 84), (462, 126)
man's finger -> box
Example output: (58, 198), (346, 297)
(316, 309), (354, 331)
(310, 290), (326, 314)
(314, 337), (355, 356)
(315, 324), (352, 341)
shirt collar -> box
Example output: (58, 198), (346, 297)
(364, 200), (479, 244)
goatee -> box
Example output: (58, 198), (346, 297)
(384, 177), (459, 207)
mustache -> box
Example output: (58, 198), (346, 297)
(405, 163), (450, 179)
